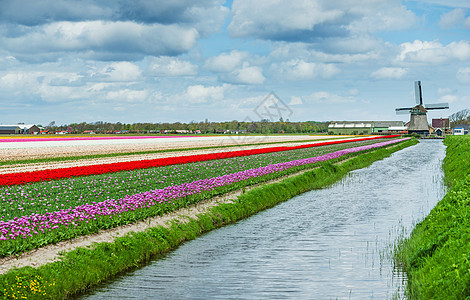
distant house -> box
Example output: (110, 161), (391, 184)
(453, 124), (469, 135)
(0, 125), (21, 134)
(435, 128), (444, 136)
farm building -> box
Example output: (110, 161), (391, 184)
(18, 124), (40, 134)
(0, 124), (40, 134)
(328, 121), (404, 135)
(0, 125), (21, 134)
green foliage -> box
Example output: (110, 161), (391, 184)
(395, 136), (470, 299)
(0, 139), (416, 299)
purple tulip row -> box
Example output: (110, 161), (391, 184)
(0, 138), (409, 241)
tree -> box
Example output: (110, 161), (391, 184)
(449, 109), (470, 127)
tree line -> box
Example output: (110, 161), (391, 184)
(45, 120), (329, 134)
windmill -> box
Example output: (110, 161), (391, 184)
(395, 81), (449, 136)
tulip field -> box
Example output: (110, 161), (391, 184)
(0, 135), (409, 259)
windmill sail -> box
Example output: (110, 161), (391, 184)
(395, 107), (413, 115)
(425, 103), (449, 110)
(415, 81), (423, 105)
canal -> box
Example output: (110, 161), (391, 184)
(82, 140), (446, 299)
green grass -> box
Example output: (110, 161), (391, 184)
(0, 138), (417, 299)
(442, 135), (470, 187)
(395, 136), (470, 299)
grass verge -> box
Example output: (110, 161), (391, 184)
(394, 136), (470, 299)
(0, 138), (417, 299)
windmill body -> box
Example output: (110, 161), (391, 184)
(395, 81), (449, 136)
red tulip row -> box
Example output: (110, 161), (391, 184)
(0, 135), (400, 186)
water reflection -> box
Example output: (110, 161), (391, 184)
(83, 140), (446, 299)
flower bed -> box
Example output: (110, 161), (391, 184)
(0, 138), (395, 221)
(0, 135), (399, 186)
(0, 137), (408, 256)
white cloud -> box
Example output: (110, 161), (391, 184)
(0, 1), (229, 62)
(106, 89), (148, 103)
(0, 70), (86, 102)
(438, 94), (460, 103)
(229, 1), (343, 38)
(229, 0), (416, 38)
(270, 41), (381, 64)
(177, 84), (230, 104)
(457, 67), (470, 83)
(99, 62), (141, 82)
(147, 57), (198, 77)
(2, 21), (200, 60)
(371, 67), (407, 79)
(439, 8), (467, 29)
(398, 40), (470, 63)
(274, 59), (340, 80)
(226, 64), (265, 85)
(0, 72), (42, 91)
(321, 35), (383, 54)
(289, 96), (303, 105)
(228, 0), (416, 57)
(437, 87), (452, 94)
(303, 91), (356, 104)
(452, 41), (470, 60)
(204, 50), (249, 72)
(348, 3), (417, 33)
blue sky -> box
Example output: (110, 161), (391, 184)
(0, 0), (469, 125)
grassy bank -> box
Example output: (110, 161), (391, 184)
(395, 136), (470, 299)
(0, 138), (417, 299)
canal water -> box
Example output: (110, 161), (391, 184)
(82, 140), (446, 299)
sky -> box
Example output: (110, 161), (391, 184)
(1, 0), (470, 126)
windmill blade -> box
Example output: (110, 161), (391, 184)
(395, 107), (412, 115)
(425, 103), (449, 110)
(414, 81), (423, 105)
